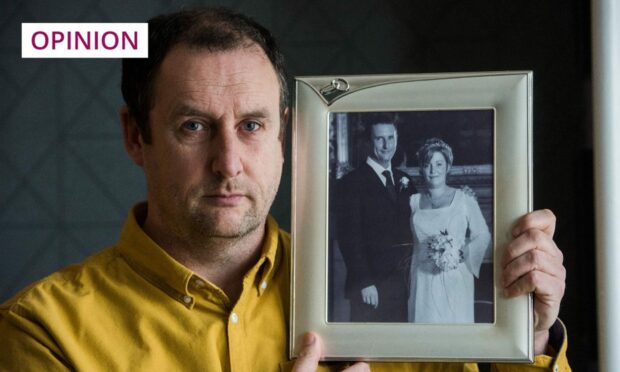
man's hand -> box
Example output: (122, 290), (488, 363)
(501, 209), (566, 355)
(460, 185), (477, 200)
(293, 332), (369, 372)
(361, 285), (379, 308)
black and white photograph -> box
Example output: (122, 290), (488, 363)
(328, 110), (495, 324)
(292, 72), (533, 360)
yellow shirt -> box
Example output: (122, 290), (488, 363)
(0, 204), (570, 371)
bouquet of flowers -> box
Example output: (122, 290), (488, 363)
(426, 229), (464, 272)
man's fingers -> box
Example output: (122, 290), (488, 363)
(363, 294), (378, 308)
(512, 209), (556, 238)
(503, 270), (564, 332)
(503, 266), (565, 299)
(502, 247), (566, 288)
(361, 286), (379, 308)
(503, 267), (566, 332)
(502, 228), (563, 268)
(503, 209), (566, 338)
(343, 362), (371, 372)
(370, 292), (378, 308)
(292, 332), (323, 372)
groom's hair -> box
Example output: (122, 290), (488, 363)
(365, 113), (398, 140)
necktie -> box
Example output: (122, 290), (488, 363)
(383, 170), (397, 202)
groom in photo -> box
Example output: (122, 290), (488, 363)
(337, 114), (416, 322)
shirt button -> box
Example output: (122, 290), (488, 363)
(182, 295), (192, 304)
(230, 312), (239, 324)
(260, 281), (268, 290)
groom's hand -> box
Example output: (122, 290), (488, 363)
(460, 185), (477, 200)
(361, 285), (379, 308)
(501, 209), (566, 354)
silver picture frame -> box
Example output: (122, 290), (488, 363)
(290, 72), (533, 362)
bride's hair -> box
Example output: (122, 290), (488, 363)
(416, 138), (454, 168)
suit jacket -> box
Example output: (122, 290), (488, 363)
(336, 163), (415, 301)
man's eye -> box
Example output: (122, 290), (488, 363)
(182, 121), (204, 131)
(241, 121), (261, 132)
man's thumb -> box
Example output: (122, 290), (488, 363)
(292, 332), (322, 372)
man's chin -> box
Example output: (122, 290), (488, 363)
(189, 209), (263, 238)
(377, 154), (394, 163)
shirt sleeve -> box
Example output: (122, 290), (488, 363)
(335, 174), (376, 292)
(0, 303), (72, 371)
(492, 319), (571, 372)
(462, 193), (491, 278)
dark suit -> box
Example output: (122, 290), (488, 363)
(336, 162), (415, 322)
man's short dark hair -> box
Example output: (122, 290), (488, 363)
(365, 113), (398, 140)
(121, 7), (288, 143)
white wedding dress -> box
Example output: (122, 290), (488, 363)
(408, 189), (491, 323)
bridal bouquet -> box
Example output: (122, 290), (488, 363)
(426, 229), (464, 272)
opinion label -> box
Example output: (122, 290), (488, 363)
(22, 23), (148, 58)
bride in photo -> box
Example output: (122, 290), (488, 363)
(408, 138), (491, 323)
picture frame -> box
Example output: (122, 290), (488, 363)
(290, 72), (533, 362)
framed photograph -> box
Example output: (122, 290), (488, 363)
(290, 72), (533, 362)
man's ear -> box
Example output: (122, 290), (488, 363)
(279, 107), (290, 155)
(119, 106), (145, 167)
(282, 106), (290, 126)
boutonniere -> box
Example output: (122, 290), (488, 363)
(399, 177), (410, 191)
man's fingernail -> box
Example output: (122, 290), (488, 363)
(298, 334), (316, 357)
(304, 333), (316, 346)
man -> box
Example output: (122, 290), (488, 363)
(0, 7), (569, 372)
(337, 118), (416, 322)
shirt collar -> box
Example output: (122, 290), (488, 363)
(244, 214), (283, 297)
(115, 203), (283, 307)
(366, 156), (392, 181)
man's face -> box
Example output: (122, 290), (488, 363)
(370, 123), (397, 167)
(140, 44), (284, 240)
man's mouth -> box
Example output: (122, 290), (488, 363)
(204, 193), (245, 206)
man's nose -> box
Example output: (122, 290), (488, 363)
(210, 129), (243, 178)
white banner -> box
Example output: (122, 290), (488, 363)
(22, 23), (148, 58)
